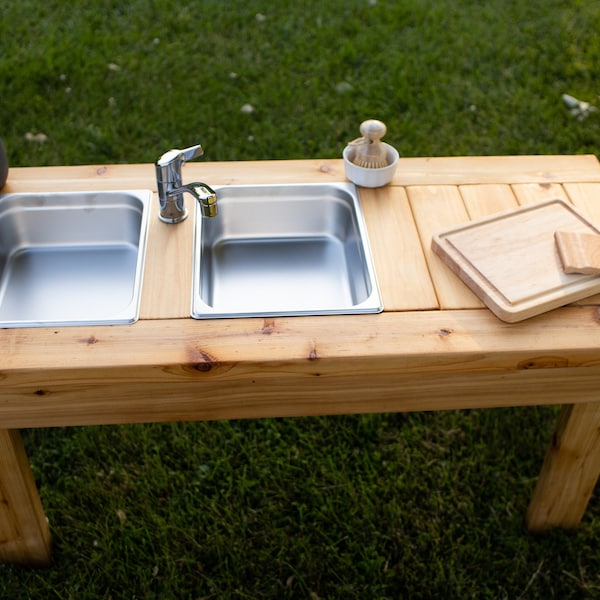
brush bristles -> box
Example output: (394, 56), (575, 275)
(353, 156), (389, 169)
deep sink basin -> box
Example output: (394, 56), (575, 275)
(192, 183), (382, 318)
(0, 190), (151, 327)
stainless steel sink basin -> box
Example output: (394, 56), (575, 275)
(192, 183), (382, 318)
(0, 190), (151, 327)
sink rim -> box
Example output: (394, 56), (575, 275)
(191, 181), (383, 319)
(0, 189), (152, 328)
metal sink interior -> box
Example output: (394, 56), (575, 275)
(0, 190), (151, 327)
(192, 182), (382, 318)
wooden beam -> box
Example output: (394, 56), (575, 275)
(0, 430), (51, 566)
(6, 155), (600, 189)
(527, 401), (600, 531)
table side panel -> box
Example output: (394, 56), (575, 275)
(2, 307), (600, 427)
(2, 361), (600, 429)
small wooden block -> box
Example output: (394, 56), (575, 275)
(554, 230), (600, 275)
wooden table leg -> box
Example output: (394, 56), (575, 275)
(526, 402), (600, 532)
(0, 429), (52, 566)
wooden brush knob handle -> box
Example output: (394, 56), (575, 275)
(359, 119), (387, 141)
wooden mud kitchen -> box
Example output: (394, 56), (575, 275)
(1, 154), (600, 566)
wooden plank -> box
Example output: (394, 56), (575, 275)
(1, 307), (600, 428)
(140, 198), (193, 319)
(562, 183), (600, 305)
(5, 155), (600, 191)
(459, 184), (518, 219)
(7, 307), (600, 371)
(564, 182), (600, 225)
(408, 186), (482, 309)
(512, 182), (570, 206)
(3, 362), (600, 429)
(395, 154), (600, 185)
(3, 160), (349, 191)
(0, 430), (51, 566)
(527, 401), (600, 531)
(360, 186), (438, 311)
(3, 163), (156, 192)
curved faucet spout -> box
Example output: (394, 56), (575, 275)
(172, 183), (218, 219)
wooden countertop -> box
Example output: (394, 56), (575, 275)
(3, 155), (600, 428)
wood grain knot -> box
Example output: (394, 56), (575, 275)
(188, 348), (216, 372)
(517, 356), (569, 369)
(262, 319), (276, 335)
(34, 389), (47, 396)
(81, 335), (99, 345)
(436, 328), (453, 337)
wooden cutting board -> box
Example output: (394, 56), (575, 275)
(431, 198), (600, 322)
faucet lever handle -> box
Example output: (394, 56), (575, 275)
(156, 144), (204, 169)
(180, 144), (204, 162)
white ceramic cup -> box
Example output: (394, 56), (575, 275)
(343, 142), (399, 188)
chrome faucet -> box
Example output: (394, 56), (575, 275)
(155, 144), (217, 223)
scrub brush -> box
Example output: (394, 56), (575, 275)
(349, 119), (389, 169)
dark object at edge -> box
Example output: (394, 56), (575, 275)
(0, 139), (8, 189)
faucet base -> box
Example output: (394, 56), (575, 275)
(158, 209), (188, 224)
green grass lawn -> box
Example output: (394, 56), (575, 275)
(1, 0), (599, 597)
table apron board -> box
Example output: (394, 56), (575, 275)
(1, 307), (600, 427)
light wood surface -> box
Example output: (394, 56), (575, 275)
(408, 185), (483, 309)
(6, 155), (600, 191)
(527, 401), (600, 531)
(359, 186), (438, 310)
(432, 199), (600, 321)
(555, 230), (600, 274)
(2, 154), (600, 565)
(1, 307), (600, 427)
(460, 183), (517, 217)
(140, 196), (194, 319)
(0, 430), (52, 566)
